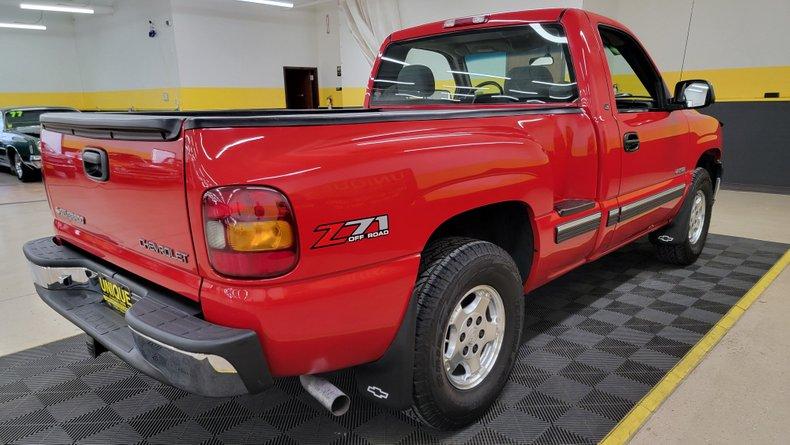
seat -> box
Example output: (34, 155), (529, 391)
(395, 64), (436, 98)
(503, 66), (554, 99)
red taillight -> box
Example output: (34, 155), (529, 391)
(202, 186), (298, 278)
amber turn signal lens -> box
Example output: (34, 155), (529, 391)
(202, 186), (298, 278)
(226, 220), (294, 252)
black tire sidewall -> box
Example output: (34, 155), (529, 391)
(686, 170), (714, 256)
(417, 247), (523, 422)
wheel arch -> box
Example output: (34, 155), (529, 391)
(424, 200), (536, 283)
(696, 148), (722, 185)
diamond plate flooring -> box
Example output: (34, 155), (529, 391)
(0, 234), (787, 444)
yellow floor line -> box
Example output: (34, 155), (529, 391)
(601, 248), (790, 445)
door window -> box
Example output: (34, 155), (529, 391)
(599, 27), (665, 112)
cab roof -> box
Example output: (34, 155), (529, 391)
(389, 8), (569, 43)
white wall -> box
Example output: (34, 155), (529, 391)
(584, 0), (790, 72)
(72, 0), (180, 108)
(0, 8), (81, 96)
(171, 0), (318, 89)
(315, 2), (343, 103)
(684, 0), (790, 70)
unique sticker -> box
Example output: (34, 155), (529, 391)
(312, 215), (389, 249)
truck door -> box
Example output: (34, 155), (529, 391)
(597, 26), (689, 245)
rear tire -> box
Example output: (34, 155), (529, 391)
(651, 168), (713, 265)
(410, 237), (524, 430)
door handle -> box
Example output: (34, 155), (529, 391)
(82, 147), (109, 182)
(623, 132), (640, 152)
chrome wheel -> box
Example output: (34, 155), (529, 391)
(14, 154), (24, 179)
(688, 190), (706, 244)
(442, 284), (505, 390)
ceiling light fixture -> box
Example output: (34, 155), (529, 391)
(0, 22), (46, 30)
(235, 0), (295, 8)
(20, 3), (95, 14)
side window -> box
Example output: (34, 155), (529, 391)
(599, 27), (664, 111)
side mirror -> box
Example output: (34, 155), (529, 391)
(673, 79), (715, 109)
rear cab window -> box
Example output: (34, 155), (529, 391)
(370, 24), (578, 106)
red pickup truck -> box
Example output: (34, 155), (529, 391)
(26, 8), (722, 429)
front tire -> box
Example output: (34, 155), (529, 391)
(411, 238), (524, 430)
(12, 151), (38, 182)
(651, 167), (713, 265)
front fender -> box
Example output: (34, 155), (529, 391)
(9, 140), (34, 161)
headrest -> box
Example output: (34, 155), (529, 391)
(396, 65), (436, 97)
(504, 66), (554, 97)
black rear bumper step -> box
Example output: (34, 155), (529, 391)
(23, 237), (273, 397)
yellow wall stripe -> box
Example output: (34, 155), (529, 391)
(0, 91), (87, 109)
(663, 66), (790, 102)
(83, 88), (180, 111)
(0, 66), (786, 110)
(601, 248), (790, 445)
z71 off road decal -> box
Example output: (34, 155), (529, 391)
(312, 215), (389, 249)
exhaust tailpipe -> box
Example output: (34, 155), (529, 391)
(299, 375), (350, 416)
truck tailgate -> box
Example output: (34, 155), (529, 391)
(39, 125), (201, 301)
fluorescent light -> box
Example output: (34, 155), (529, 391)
(0, 22), (46, 30)
(235, 0), (294, 8)
(20, 3), (94, 14)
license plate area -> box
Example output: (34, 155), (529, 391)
(98, 274), (133, 314)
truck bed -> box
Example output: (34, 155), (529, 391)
(40, 106), (581, 141)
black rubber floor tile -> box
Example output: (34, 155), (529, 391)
(594, 374), (651, 404)
(614, 360), (665, 386)
(533, 424), (589, 445)
(592, 338), (640, 358)
(575, 318), (617, 336)
(487, 409), (551, 444)
(354, 413), (416, 444)
(557, 362), (609, 387)
(0, 234), (784, 444)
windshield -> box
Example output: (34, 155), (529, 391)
(4, 109), (49, 130)
(370, 24), (578, 106)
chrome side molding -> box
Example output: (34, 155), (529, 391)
(606, 184), (686, 227)
(555, 212), (602, 243)
(618, 184), (686, 223)
(555, 183), (687, 243)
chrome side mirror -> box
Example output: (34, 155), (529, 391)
(673, 80), (715, 109)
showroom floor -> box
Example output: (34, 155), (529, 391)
(1, 171), (789, 443)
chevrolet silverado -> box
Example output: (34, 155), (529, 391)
(25, 8), (722, 429)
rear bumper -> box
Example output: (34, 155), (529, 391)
(24, 237), (272, 397)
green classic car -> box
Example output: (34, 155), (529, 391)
(1, 107), (78, 181)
